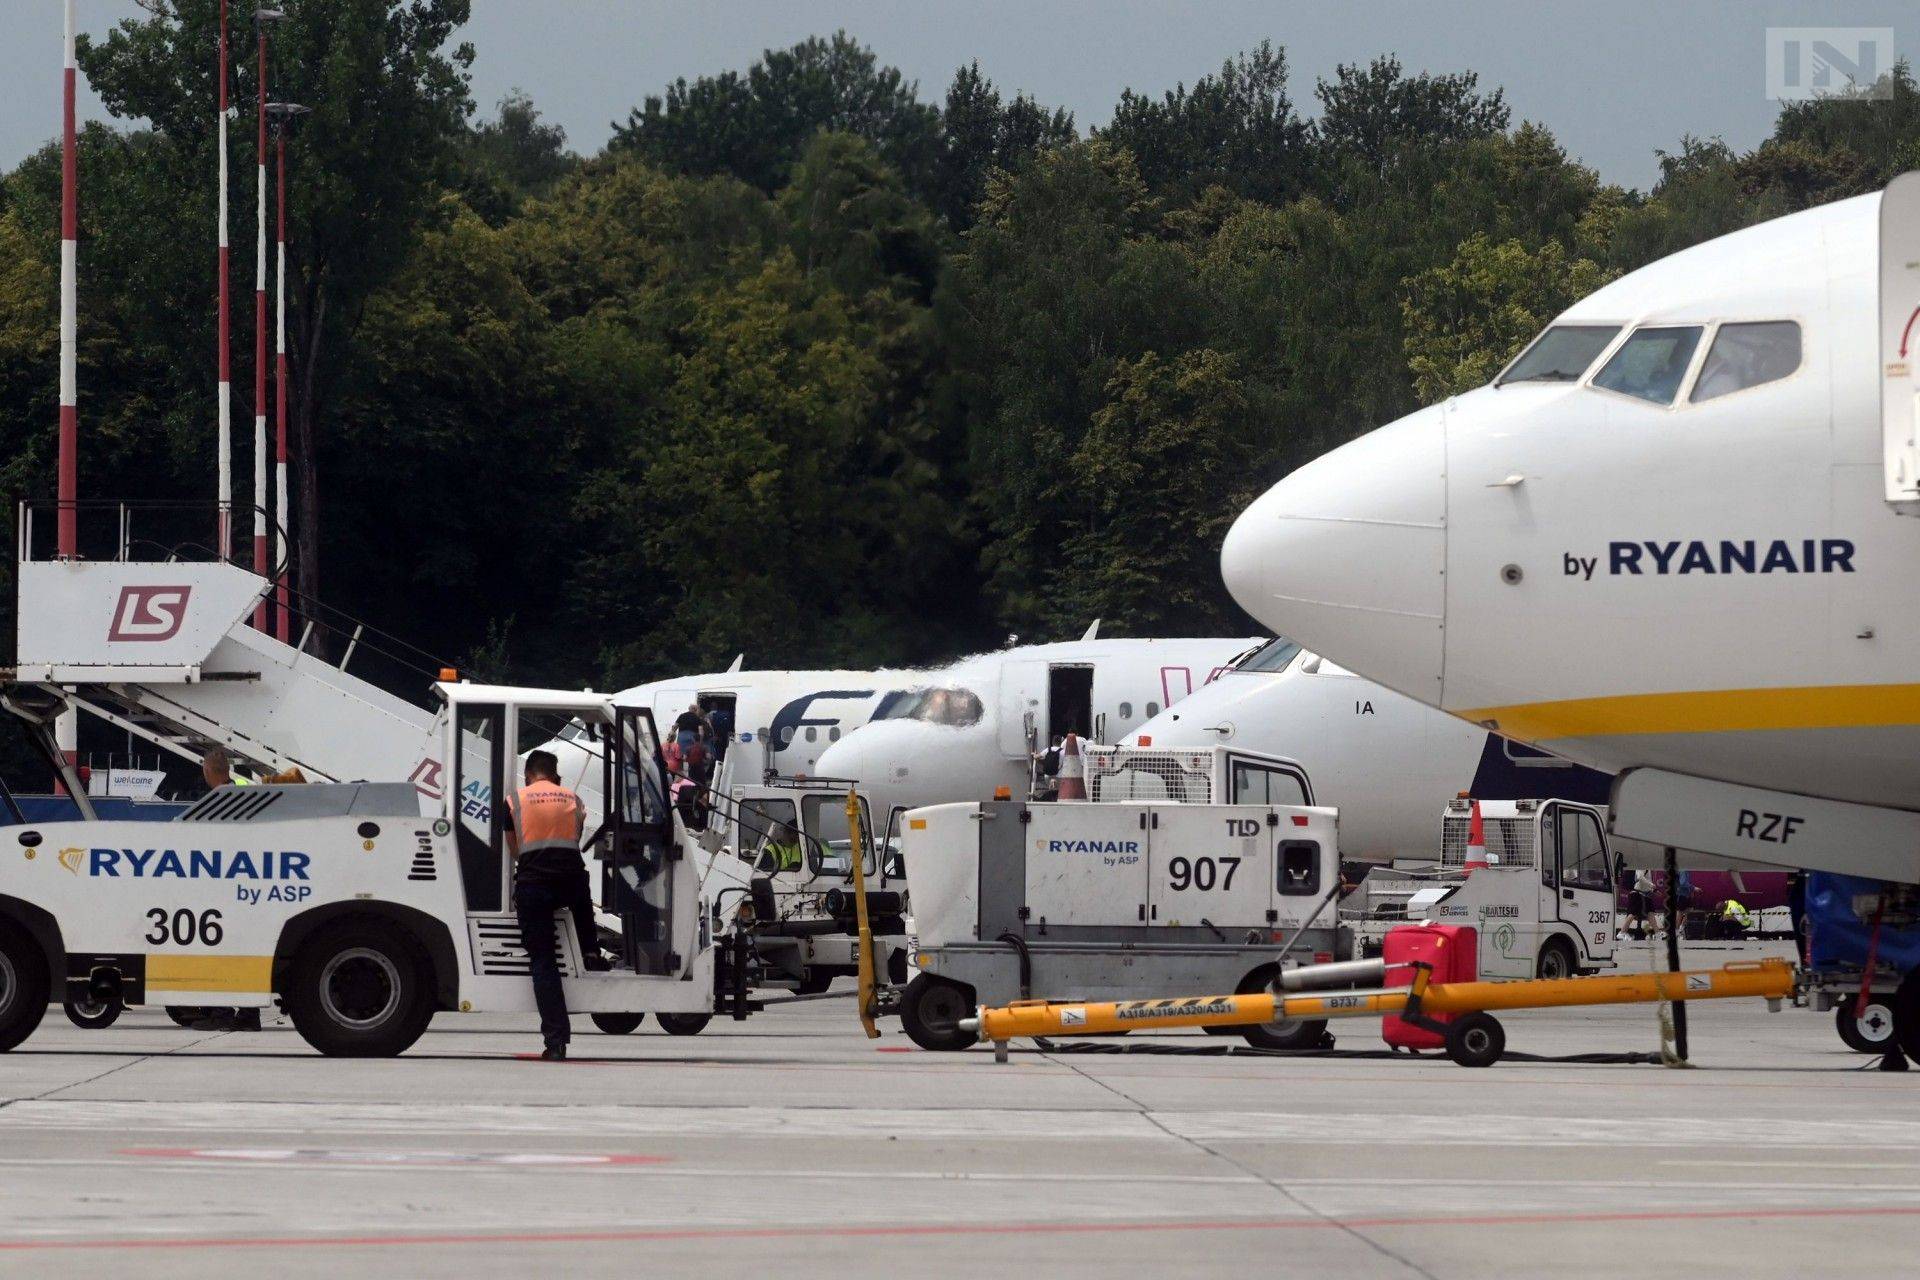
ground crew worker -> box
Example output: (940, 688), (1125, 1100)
(507, 749), (596, 1060)
(761, 821), (803, 874)
(201, 747), (252, 789)
(1720, 897), (1754, 935)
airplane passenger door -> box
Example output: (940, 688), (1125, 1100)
(1547, 803), (1615, 964)
(998, 662), (1044, 758)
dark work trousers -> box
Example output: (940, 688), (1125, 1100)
(515, 866), (595, 1050)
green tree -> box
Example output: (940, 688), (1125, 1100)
(611, 33), (940, 197)
(934, 63), (1075, 229)
(1401, 233), (1613, 403)
(1099, 42), (1309, 204)
(456, 90), (577, 224)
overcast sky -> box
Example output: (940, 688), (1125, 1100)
(6, 1), (1919, 190)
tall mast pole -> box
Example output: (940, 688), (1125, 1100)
(251, 12), (269, 626)
(58, 0), (78, 560)
(57, 0), (81, 784)
(216, 0), (232, 561)
(274, 116), (290, 641)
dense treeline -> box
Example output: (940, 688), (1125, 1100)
(3, 4), (1919, 699)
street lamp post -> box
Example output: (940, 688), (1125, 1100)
(251, 7), (285, 629)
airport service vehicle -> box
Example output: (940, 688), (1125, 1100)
(1342, 798), (1618, 979)
(0, 681), (877, 1056)
(697, 776), (910, 992)
(810, 634), (1253, 822)
(897, 745), (1343, 1052)
(1796, 872), (1920, 1058)
(1219, 174), (1920, 887)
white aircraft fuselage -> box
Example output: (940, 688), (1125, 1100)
(1221, 184), (1920, 881)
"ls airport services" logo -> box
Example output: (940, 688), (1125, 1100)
(108, 585), (191, 642)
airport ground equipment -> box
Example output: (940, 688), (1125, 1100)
(1796, 871), (1920, 1059)
(1342, 797), (1618, 978)
(965, 951), (1796, 1066)
(0, 681), (886, 1056)
(897, 746), (1343, 1052)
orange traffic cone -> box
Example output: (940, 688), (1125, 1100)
(1056, 732), (1087, 801)
(1463, 797), (1489, 872)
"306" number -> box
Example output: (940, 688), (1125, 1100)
(145, 908), (224, 947)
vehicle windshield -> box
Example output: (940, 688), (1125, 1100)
(871, 686), (984, 727)
(1498, 325), (1621, 386)
(1234, 638), (1302, 673)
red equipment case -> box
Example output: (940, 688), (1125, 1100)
(1382, 923), (1478, 1049)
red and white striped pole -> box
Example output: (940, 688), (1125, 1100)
(57, 0), (78, 560)
(216, 0), (232, 560)
(56, 0), (80, 786)
(273, 113), (290, 641)
(251, 16), (268, 626)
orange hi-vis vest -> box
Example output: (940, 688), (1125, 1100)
(508, 780), (584, 860)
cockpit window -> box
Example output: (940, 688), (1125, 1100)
(1498, 325), (1620, 386)
(1690, 321), (1801, 403)
(873, 687), (985, 727)
(1591, 325), (1702, 406)
(1234, 638), (1302, 673)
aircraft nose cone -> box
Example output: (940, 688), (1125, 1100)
(1222, 406), (1447, 703)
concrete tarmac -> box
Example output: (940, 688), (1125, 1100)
(1, 940), (1915, 1278)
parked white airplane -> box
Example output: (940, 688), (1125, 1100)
(1220, 176), (1920, 884)
(1116, 637), (1617, 862)
(811, 635), (1257, 822)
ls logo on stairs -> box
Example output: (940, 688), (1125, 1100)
(108, 585), (191, 642)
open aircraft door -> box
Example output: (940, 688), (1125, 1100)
(1881, 171), (1920, 510)
(997, 661), (1044, 758)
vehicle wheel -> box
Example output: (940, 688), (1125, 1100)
(1892, 970), (1920, 1063)
(1445, 1011), (1505, 1068)
(590, 1012), (645, 1035)
(655, 1012), (711, 1036)
(1536, 939), (1577, 981)
(282, 919), (435, 1058)
(166, 1006), (212, 1028)
(1235, 964), (1327, 1051)
(1836, 1000), (1897, 1054)
(64, 995), (122, 1030)
(899, 974), (978, 1051)
(0, 918), (49, 1052)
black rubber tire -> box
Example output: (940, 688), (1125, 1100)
(1836, 1000), (1897, 1054)
(590, 1012), (645, 1035)
(795, 971), (834, 996)
(655, 1012), (711, 1036)
(0, 918), (49, 1053)
(165, 1006), (211, 1028)
(899, 974), (978, 1051)
(1445, 1011), (1505, 1068)
(1235, 964), (1328, 1051)
(282, 918), (436, 1058)
(1536, 939), (1577, 981)
(1892, 970), (1920, 1063)
(64, 995), (123, 1030)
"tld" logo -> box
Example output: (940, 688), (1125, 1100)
(108, 585), (191, 641)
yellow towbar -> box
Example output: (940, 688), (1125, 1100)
(965, 958), (1794, 1067)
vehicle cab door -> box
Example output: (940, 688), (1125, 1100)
(605, 705), (677, 974)
(1546, 802), (1615, 963)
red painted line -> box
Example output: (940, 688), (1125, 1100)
(3, 1204), (1918, 1253)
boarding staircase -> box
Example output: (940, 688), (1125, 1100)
(7, 501), (452, 799)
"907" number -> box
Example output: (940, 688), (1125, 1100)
(1166, 855), (1240, 892)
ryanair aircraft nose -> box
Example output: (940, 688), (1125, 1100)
(1221, 405), (1447, 704)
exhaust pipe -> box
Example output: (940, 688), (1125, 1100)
(1277, 957), (1387, 992)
